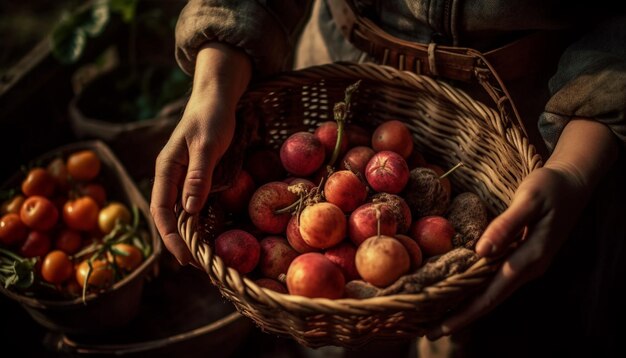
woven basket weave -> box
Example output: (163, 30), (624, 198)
(177, 62), (542, 348)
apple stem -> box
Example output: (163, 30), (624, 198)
(274, 195), (303, 215)
(439, 162), (464, 179)
(328, 80), (361, 168)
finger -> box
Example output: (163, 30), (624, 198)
(476, 187), (543, 257)
(182, 141), (217, 214)
(151, 149), (192, 266)
(427, 235), (546, 340)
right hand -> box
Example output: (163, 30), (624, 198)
(150, 42), (251, 265)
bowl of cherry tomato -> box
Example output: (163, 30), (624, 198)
(0, 140), (161, 335)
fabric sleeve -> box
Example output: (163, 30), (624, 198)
(175, 0), (313, 77)
(538, 13), (626, 152)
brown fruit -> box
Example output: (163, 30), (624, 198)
(446, 192), (489, 248)
(404, 167), (450, 218)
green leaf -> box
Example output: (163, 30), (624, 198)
(51, 26), (88, 65)
(82, 1), (111, 37)
(50, 1), (111, 64)
(110, 0), (139, 23)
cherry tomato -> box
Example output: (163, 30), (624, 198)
(19, 231), (51, 258)
(108, 243), (143, 271)
(64, 279), (82, 297)
(1, 194), (25, 215)
(67, 150), (101, 181)
(47, 157), (70, 192)
(98, 202), (131, 234)
(75, 259), (114, 289)
(0, 213), (28, 246)
(20, 196), (59, 231)
(41, 250), (73, 284)
(55, 229), (83, 255)
(21, 167), (56, 198)
(77, 183), (107, 207)
(63, 196), (99, 231)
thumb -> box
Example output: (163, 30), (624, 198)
(476, 188), (543, 257)
(183, 142), (217, 214)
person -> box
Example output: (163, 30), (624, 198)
(150, 1), (626, 355)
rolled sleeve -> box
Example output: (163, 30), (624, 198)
(538, 14), (626, 152)
(175, 0), (311, 77)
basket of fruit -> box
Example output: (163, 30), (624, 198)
(177, 62), (541, 347)
(0, 140), (161, 335)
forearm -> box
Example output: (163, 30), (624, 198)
(189, 42), (252, 110)
(544, 118), (619, 192)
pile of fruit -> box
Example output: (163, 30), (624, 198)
(208, 82), (489, 299)
(0, 149), (151, 301)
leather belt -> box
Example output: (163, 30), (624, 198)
(327, 0), (562, 82)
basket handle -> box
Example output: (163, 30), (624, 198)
(327, 0), (544, 137)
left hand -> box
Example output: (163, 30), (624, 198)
(426, 118), (619, 340)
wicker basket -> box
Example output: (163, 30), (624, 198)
(177, 62), (542, 348)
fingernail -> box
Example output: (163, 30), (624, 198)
(185, 196), (200, 213)
(476, 239), (496, 257)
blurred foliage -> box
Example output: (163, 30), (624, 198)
(51, 0), (139, 64)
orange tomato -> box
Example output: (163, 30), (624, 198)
(75, 259), (114, 289)
(63, 196), (99, 231)
(98, 202), (131, 234)
(67, 150), (101, 181)
(108, 243), (143, 271)
(41, 250), (73, 284)
(21, 167), (56, 198)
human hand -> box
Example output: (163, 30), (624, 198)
(150, 42), (251, 265)
(426, 118), (619, 339)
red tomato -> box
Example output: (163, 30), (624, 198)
(75, 259), (114, 289)
(20, 196), (59, 231)
(77, 183), (107, 207)
(63, 196), (99, 231)
(55, 229), (83, 255)
(41, 250), (73, 284)
(0, 213), (28, 246)
(21, 167), (56, 198)
(66, 150), (101, 181)
(19, 231), (52, 258)
(108, 243), (143, 271)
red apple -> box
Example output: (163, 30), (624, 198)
(314, 121), (349, 158)
(259, 236), (299, 280)
(365, 151), (409, 194)
(348, 203), (398, 246)
(324, 170), (368, 213)
(371, 120), (414, 159)
(255, 278), (288, 294)
(286, 252), (345, 299)
(215, 229), (260, 274)
(410, 216), (455, 257)
(395, 234), (423, 271)
(324, 242), (360, 281)
(355, 235), (410, 288)
(248, 182), (298, 234)
(339, 146), (375, 177)
(299, 202), (346, 249)
(286, 215), (318, 254)
(280, 132), (325, 176)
